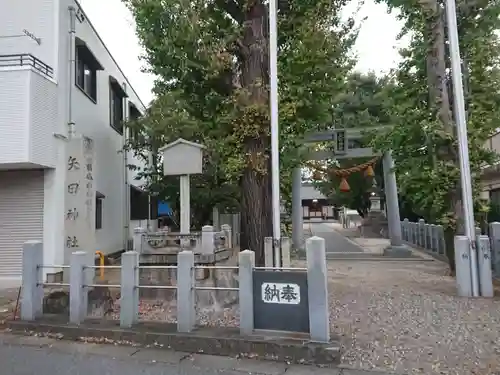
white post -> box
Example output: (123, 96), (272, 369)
(269, 0), (281, 252)
(445, 0), (479, 297)
(177, 251), (195, 332)
(180, 174), (190, 235)
(239, 250), (255, 335)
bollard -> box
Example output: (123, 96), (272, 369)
(120, 251), (139, 328)
(177, 251), (195, 332)
(477, 235), (494, 297)
(306, 236), (330, 343)
(238, 250), (255, 335)
(454, 236), (473, 297)
(69, 251), (87, 325)
(21, 241), (44, 321)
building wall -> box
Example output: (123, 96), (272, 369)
(0, 70), (30, 164)
(0, 0), (59, 70)
(0, 0), (148, 267)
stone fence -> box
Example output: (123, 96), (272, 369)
(133, 224), (233, 253)
(20, 237), (331, 342)
(400, 219), (500, 278)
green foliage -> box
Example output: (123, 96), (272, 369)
(371, 0), (500, 229)
(123, 0), (358, 255)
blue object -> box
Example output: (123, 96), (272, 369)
(158, 201), (172, 216)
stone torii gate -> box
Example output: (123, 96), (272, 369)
(291, 127), (410, 256)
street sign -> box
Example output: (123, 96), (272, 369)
(253, 270), (309, 333)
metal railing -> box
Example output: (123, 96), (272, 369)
(0, 54), (54, 78)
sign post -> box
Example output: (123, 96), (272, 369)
(159, 139), (205, 238)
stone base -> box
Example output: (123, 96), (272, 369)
(383, 245), (412, 257)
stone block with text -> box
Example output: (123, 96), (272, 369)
(64, 136), (96, 279)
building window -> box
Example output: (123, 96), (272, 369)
(109, 76), (127, 134)
(490, 189), (500, 206)
(96, 193), (104, 230)
(128, 104), (141, 142)
(75, 38), (103, 102)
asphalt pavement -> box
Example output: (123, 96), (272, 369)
(308, 222), (364, 253)
(0, 333), (392, 375)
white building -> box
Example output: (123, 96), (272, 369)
(0, 0), (153, 282)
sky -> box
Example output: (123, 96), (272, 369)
(78, 0), (406, 107)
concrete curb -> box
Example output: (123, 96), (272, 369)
(7, 319), (341, 366)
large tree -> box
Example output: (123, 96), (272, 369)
(371, 0), (500, 271)
(124, 0), (358, 263)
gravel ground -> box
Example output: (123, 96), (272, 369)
(312, 259), (500, 375)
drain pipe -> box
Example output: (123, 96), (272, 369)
(123, 83), (131, 251)
(67, 6), (76, 138)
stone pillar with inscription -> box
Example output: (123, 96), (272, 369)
(64, 136), (96, 279)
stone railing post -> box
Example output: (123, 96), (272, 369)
(429, 224), (437, 252)
(264, 237), (273, 267)
(201, 225), (215, 254)
(427, 224), (433, 250)
(412, 222), (418, 245)
(403, 219), (410, 241)
(69, 251), (87, 325)
(239, 250), (255, 335)
(418, 219), (425, 247)
(120, 251), (139, 328)
(177, 251), (195, 332)
(221, 224), (232, 249)
(133, 227), (146, 254)
(21, 241), (43, 321)
(477, 235), (493, 297)
(281, 237), (291, 268)
(454, 235), (473, 297)
(489, 222), (500, 277)
(306, 236), (330, 343)
(437, 225), (445, 254)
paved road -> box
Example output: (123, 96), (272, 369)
(0, 333), (391, 375)
(308, 222), (364, 253)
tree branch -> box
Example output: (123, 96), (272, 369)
(215, 0), (243, 24)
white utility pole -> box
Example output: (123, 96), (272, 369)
(269, 0), (281, 265)
(445, 0), (479, 296)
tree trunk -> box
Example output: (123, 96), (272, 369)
(239, 1), (272, 265)
(421, 0), (460, 272)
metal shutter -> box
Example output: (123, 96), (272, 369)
(0, 170), (44, 278)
